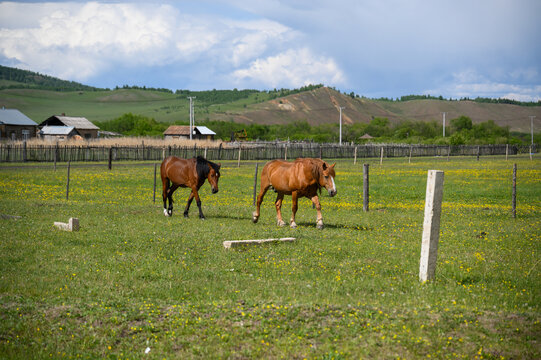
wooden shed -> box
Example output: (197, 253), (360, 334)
(164, 125), (216, 140)
(39, 115), (99, 139)
(0, 108), (38, 141)
(39, 126), (81, 141)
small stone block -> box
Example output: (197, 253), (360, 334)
(54, 218), (79, 231)
(223, 237), (295, 249)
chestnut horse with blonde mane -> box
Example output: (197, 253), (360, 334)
(252, 158), (337, 229)
(161, 156), (221, 219)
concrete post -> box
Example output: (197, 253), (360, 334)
(419, 170), (444, 282)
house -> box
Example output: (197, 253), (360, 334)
(39, 115), (99, 139)
(39, 126), (81, 141)
(0, 108), (38, 141)
(163, 125), (216, 140)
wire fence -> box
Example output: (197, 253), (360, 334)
(0, 142), (537, 163)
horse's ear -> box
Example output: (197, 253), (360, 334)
(331, 163), (336, 169)
(322, 162), (327, 170)
(217, 163), (221, 169)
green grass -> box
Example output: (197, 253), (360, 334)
(0, 88), (273, 124)
(1, 156), (540, 359)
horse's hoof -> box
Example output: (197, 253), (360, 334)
(184, 213), (189, 218)
(200, 217), (206, 220)
(252, 212), (259, 223)
(164, 209), (170, 217)
(316, 221), (324, 229)
(277, 219), (286, 227)
(290, 222), (297, 229)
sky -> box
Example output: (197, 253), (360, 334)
(0, 0), (540, 101)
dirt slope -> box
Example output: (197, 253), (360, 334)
(212, 87), (541, 132)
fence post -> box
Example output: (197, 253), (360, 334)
(477, 146), (480, 161)
(380, 146), (384, 165)
(512, 164), (517, 218)
(253, 163), (259, 206)
(108, 147), (113, 170)
(409, 146), (412, 164)
(363, 163), (369, 212)
(218, 143), (223, 160)
(506, 144), (509, 161)
(354, 146), (357, 164)
(284, 145), (287, 160)
(204, 147), (208, 159)
(23, 140), (27, 162)
(153, 163), (157, 203)
(237, 145), (241, 167)
(419, 170), (444, 282)
(66, 161), (71, 201)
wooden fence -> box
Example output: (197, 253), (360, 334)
(0, 142), (537, 163)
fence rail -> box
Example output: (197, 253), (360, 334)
(0, 142), (537, 163)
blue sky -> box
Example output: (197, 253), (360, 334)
(1, 0), (540, 101)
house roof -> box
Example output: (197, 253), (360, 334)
(42, 115), (99, 130)
(360, 133), (374, 139)
(0, 108), (38, 126)
(40, 126), (78, 136)
(164, 125), (191, 135)
(163, 125), (216, 136)
(195, 126), (216, 135)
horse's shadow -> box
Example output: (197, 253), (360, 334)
(208, 214), (371, 231)
(294, 221), (371, 231)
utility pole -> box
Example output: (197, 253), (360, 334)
(442, 112), (446, 137)
(188, 96), (196, 140)
(530, 115), (536, 145)
(339, 106), (345, 145)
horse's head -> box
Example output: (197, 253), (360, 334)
(207, 163), (221, 194)
(320, 162), (337, 197)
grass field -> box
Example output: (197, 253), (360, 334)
(1, 156), (540, 359)
(0, 88), (270, 124)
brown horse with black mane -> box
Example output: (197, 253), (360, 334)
(252, 158), (336, 229)
(161, 155), (221, 219)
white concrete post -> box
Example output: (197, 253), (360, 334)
(419, 170), (444, 282)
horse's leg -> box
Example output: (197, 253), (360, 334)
(311, 195), (324, 229)
(290, 191), (298, 228)
(183, 191), (195, 217)
(275, 192), (286, 227)
(167, 184), (179, 217)
(252, 182), (271, 223)
(162, 176), (171, 216)
(191, 187), (205, 219)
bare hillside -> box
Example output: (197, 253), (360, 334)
(212, 87), (541, 132)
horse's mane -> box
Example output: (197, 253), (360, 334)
(196, 156), (221, 182)
(305, 158), (324, 194)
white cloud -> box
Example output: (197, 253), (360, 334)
(232, 48), (345, 89)
(0, 2), (178, 80)
(0, 1), (314, 85)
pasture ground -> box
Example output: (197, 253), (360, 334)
(0, 156), (540, 359)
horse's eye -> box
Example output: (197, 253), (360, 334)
(324, 176), (329, 179)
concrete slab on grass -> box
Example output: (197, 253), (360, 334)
(223, 237), (295, 249)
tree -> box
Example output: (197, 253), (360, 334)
(451, 116), (473, 133)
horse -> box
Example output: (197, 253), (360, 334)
(252, 158), (336, 229)
(160, 155), (221, 219)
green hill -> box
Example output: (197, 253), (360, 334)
(0, 65), (540, 133)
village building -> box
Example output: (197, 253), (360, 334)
(163, 125), (216, 140)
(39, 126), (81, 141)
(0, 108), (38, 141)
(39, 115), (99, 139)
